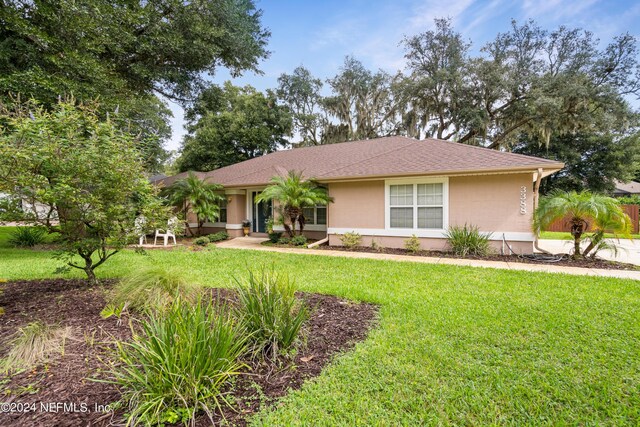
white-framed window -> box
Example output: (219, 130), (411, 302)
(302, 205), (327, 225)
(206, 198), (227, 224)
(386, 177), (448, 230)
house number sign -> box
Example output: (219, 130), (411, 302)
(520, 186), (527, 214)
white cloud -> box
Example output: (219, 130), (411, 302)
(522, 0), (599, 20)
(408, 0), (476, 30)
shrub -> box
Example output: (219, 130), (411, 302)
(207, 231), (229, 242)
(110, 299), (248, 426)
(340, 232), (362, 249)
(278, 237), (291, 245)
(2, 322), (72, 372)
(370, 239), (384, 252)
(101, 266), (201, 317)
(234, 269), (309, 359)
(268, 232), (283, 243)
(8, 226), (48, 247)
(445, 224), (492, 257)
(193, 236), (210, 246)
(290, 235), (308, 246)
(404, 235), (421, 253)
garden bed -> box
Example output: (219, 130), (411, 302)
(0, 279), (377, 426)
(314, 245), (639, 271)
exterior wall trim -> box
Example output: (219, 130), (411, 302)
(327, 227), (535, 242)
(203, 222), (226, 228)
(225, 223), (243, 230)
(273, 224), (327, 232)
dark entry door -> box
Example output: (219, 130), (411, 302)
(252, 192), (272, 233)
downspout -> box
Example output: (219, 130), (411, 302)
(533, 167), (552, 254)
(308, 237), (328, 248)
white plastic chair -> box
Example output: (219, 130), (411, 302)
(134, 215), (147, 245)
(154, 217), (178, 246)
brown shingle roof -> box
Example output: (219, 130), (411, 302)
(161, 136), (563, 187)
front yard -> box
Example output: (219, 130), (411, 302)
(1, 240), (639, 425)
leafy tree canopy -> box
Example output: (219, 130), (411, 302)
(0, 0), (270, 171)
(162, 172), (224, 237)
(256, 171), (332, 237)
(277, 58), (403, 146)
(0, 100), (171, 283)
(177, 82), (292, 172)
(277, 18), (639, 154)
(533, 190), (631, 259)
(513, 132), (640, 194)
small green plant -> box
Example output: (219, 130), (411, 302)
(207, 231), (229, 242)
(404, 235), (421, 253)
(109, 298), (248, 426)
(340, 232), (362, 249)
(234, 268), (309, 359)
(8, 226), (48, 247)
(445, 224), (492, 257)
(2, 322), (72, 372)
(266, 216), (275, 234)
(370, 239), (384, 252)
(290, 235), (308, 246)
(193, 236), (210, 246)
(101, 265), (201, 317)
(268, 232), (283, 243)
(278, 237), (291, 245)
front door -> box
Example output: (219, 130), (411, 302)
(252, 191), (272, 233)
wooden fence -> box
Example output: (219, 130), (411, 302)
(545, 204), (640, 234)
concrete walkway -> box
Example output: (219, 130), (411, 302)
(216, 237), (640, 281)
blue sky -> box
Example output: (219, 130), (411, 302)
(165, 0), (640, 150)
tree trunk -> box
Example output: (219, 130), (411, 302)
(570, 218), (586, 259)
(298, 213), (306, 236)
(583, 231), (603, 258)
(84, 266), (98, 286)
(285, 206), (301, 238)
(79, 253), (98, 285)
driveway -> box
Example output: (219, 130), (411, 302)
(538, 238), (640, 266)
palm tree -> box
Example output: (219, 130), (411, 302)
(533, 190), (631, 259)
(256, 170), (332, 237)
(163, 172), (224, 236)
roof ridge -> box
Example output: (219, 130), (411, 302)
(316, 137), (423, 178)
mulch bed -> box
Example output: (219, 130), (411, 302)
(314, 245), (639, 271)
(0, 279), (378, 426)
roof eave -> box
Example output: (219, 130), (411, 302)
(315, 163), (565, 184)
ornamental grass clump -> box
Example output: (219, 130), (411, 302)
(101, 265), (201, 318)
(8, 226), (48, 247)
(445, 224), (492, 257)
(234, 269), (309, 359)
(109, 298), (248, 426)
(2, 322), (72, 372)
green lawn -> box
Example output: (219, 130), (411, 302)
(1, 236), (639, 425)
(0, 225), (16, 248)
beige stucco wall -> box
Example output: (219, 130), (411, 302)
(226, 194), (246, 225)
(328, 180), (385, 229)
(326, 173), (535, 253)
(449, 174), (533, 233)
